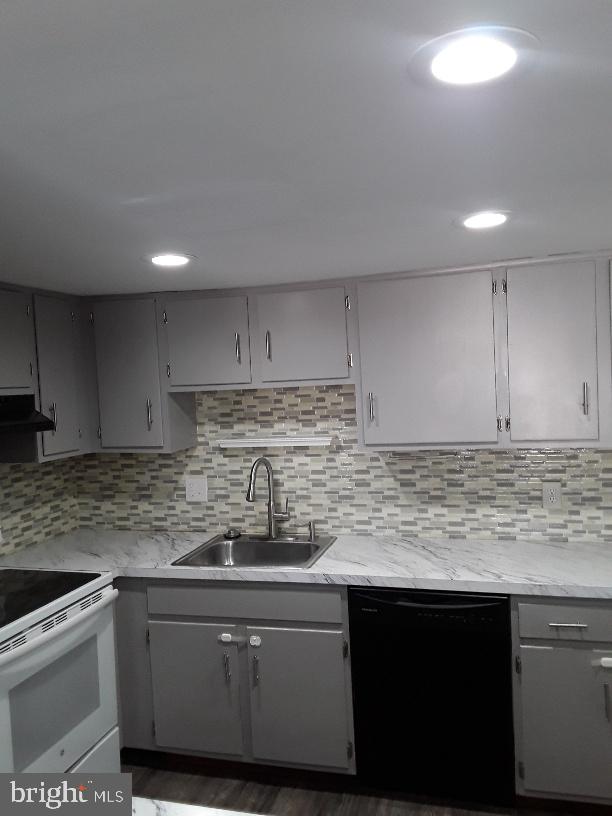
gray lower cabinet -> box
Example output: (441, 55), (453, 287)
(93, 299), (164, 448)
(0, 289), (35, 392)
(256, 287), (349, 382)
(34, 295), (81, 457)
(163, 295), (251, 387)
(519, 643), (612, 800)
(248, 626), (350, 768)
(136, 583), (354, 772)
(149, 621), (243, 757)
(506, 261), (599, 442)
(358, 270), (499, 445)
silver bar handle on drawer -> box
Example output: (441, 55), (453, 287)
(548, 622), (588, 629)
(146, 398), (153, 430)
(49, 402), (57, 434)
(223, 651), (231, 682)
(605, 683), (611, 722)
(235, 332), (241, 364)
(265, 330), (271, 361)
(253, 654), (260, 685)
(582, 382), (589, 415)
(368, 392), (375, 422)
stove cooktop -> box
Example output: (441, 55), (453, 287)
(0, 568), (102, 629)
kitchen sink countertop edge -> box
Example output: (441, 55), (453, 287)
(1, 528), (612, 599)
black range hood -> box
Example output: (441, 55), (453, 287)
(0, 395), (55, 434)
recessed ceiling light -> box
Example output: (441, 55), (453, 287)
(409, 27), (538, 88)
(150, 253), (193, 267)
(462, 211), (508, 230)
(431, 35), (517, 85)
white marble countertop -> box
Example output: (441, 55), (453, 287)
(2, 527), (612, 598)
(132, 796), (254, 816)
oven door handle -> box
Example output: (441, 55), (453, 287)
(0, 588), (118, 673)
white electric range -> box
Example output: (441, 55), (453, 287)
(0, 567), (120, 772)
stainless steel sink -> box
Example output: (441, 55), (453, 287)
(172, 533), (336, 569)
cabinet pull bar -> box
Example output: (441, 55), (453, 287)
(146, 398), (153, 430)
(582, 382), (589, 415)
(265, 330), (271, 361)
(223, 651), (231, 683)
(368, 392), (375, 422)
(547, 622), (588, 629)
(50, 402), (57, 434)
(253, 654), (260, 685)
(605, 683), (611, 722)
(235, 332), (241, 364)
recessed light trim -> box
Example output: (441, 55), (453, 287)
(431, 35), (517, 85)
(462, 211), (509, 230)
(150, 253), (194, 267)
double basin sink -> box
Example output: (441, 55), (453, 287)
(172, 532), (336, 569)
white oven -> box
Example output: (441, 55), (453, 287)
(0, 584), (118, 772)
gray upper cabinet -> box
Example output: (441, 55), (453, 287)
(248, 626), (351, 769)
(0, 290), (35, 392)
(164, 295), (251, 387)
(358, 271), (498, 446)
(256, 287), (349, 382)
(149, 621), (243, 757)
(506, 261), (599, 442)
(34, 295), (81, 457)
(519, 643), (612, 800)
(93, 299), (164, 448)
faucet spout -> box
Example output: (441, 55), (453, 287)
(245, 457), (290, 539)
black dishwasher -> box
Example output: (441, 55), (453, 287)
(348, 588), (515, 806)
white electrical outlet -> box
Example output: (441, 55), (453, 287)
(186, 476), (208, 503)
(542, 482), (562, 508)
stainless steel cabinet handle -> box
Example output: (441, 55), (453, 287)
(368, 392), (375, 422)
(49, 402), (57, 434)
(605, 683), (611, 722)
(235, 332), (241, 364)
(265, 330), (271, 361)
(253, 654), (260, 685)
(223, 651), (231, 683)
(146, 398), (153, 430)
(582, 382), (589, 416)
(548, 622), (588, 629)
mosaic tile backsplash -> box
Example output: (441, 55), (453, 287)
(3, 384), (612, 554)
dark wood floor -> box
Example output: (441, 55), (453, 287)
(125, 758), (577, 816)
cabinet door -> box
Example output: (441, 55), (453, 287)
(149, 621), (243, 757)
(247, 627), (350, 769)
(358, 271), (498, 445)
(0, 290), (35, 391)
(165, 296), (251, 386)
(520, 644), (612, 799)
(35, 296), (81, 457)
(256, 288), (349, 382)
(93, 299), (163, 448)
(507, 262), (598, 441)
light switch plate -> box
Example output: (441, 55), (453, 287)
(542, 482), (562, 508)
(186, 476), (208, 503)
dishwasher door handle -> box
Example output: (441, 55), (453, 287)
(352, 593), (504, 613)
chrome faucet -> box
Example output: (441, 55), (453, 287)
(246, 457), (290, 539)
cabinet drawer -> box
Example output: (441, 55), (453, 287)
(518, 602), (612, 641)
(147, 584), (343, 623)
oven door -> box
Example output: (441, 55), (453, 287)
(0, 587), (118, 772)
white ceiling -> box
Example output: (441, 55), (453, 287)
(1, 0), (611, 295)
